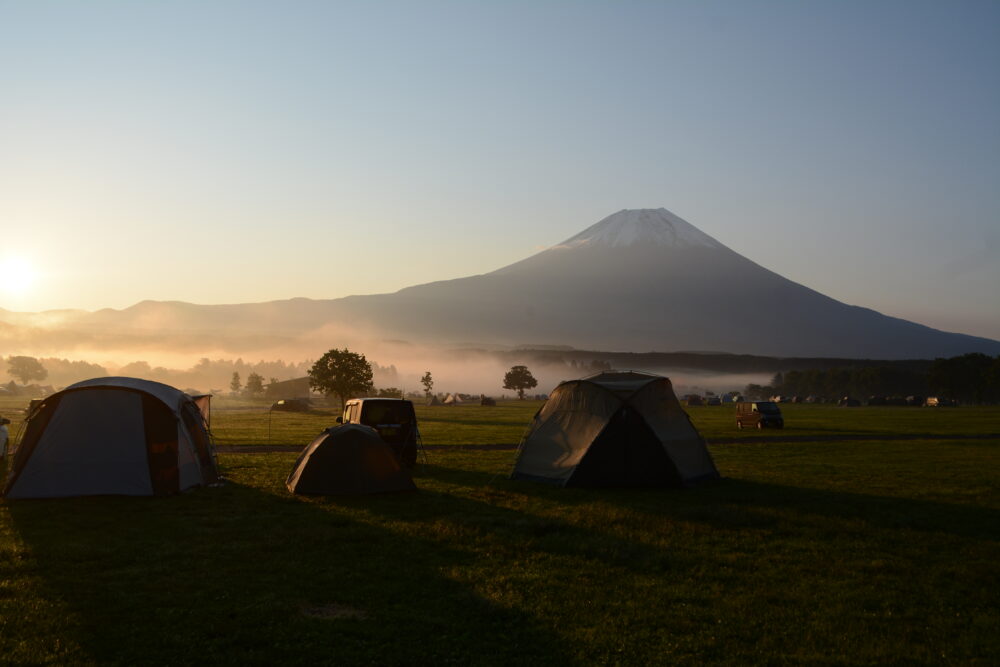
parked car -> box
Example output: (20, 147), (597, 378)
(270, 398), (311, 412)
(339, 398), (419, 467)
(924, 397), (957, 407)
(735, 401), (784, 429)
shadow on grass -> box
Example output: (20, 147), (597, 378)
(418, 463), (1000, 542)
(417, 417), (531, 428)
(5, 481), (571, 665)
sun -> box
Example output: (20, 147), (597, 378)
(0, 256), (39, 298)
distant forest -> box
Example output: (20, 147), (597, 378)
(500, 349), (999, 404)
(745, 354), (1000, 404)
(498, 348), (937, 375)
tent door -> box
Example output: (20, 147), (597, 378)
(567, 406), (681, 488)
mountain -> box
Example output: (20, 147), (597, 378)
(4, 209), (999, 359)
(325, 208), (999, 358)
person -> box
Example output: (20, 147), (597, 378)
(0, 416), (9, 461)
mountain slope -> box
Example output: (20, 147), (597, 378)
(327, 208), (1000, 357)
(5, 209), (999, 359)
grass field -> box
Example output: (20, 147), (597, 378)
(1, 397), (998, 664)
(4, 395), (999, 447)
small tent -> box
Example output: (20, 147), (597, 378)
(3, 377), (219, 499)
(286, 424), (416, 495)
(511, 371), (719, 488)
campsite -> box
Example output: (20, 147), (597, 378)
(1, 390), (997, 664)
(4, 2), (1000, 664)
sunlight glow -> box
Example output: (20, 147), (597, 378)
(0, 256), (39, 298)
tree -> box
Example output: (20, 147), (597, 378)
(308, 348), (374, 409)
(589, 359), (611, 372)
(929, 353), (996, 404)
(377, 387), (403, 398)
(8, 356), (47, 384)
(230, 372), (242, 395)
(503, 365), (538, 400)
(421, 371), (434, 397)
(244, 372), (264, 397)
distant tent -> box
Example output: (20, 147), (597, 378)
(443, 393), (463, 405)
(511, 371), (719, 488)
(3, 377), (219, 499)
(286, 424), (416, 496)
(426, 395), (441, 406)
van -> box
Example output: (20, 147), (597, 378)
(735, 401), (784, 430)
(339, 398), (419, 467)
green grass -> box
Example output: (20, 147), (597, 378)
(687, 403), (1000, 439)
(207, 401), (543, 447)
(4, 395), (998, 448)
(207, 402), (1000, 447)
(2, 402), (999, 664)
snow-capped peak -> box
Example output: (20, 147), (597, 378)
(559, 208), (725, 249)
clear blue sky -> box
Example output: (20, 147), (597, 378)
(2, 0), (998, 340)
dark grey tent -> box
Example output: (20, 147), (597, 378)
(511, 371), (719, 487)
(286, 424), (416, 495)
(3, 377), (219, 499)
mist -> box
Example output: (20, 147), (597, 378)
(1, 305), (777, 395)
(0, 340), (770, 401)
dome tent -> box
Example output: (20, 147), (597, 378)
(286, 424), (416, 496)
(3, 377), (219, 499)
(511, 371), (719, 488)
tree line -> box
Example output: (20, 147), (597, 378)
(748, 353), (1000, 404)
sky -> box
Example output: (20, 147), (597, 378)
(1, 0), (999, 341)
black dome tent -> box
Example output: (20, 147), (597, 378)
(511, 371), (719, 488)
(286, 424), (416, 496)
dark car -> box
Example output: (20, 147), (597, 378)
(339, 398), (419, 467)
(735, 401), (784, 429)
(270, 398), (311, 412)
